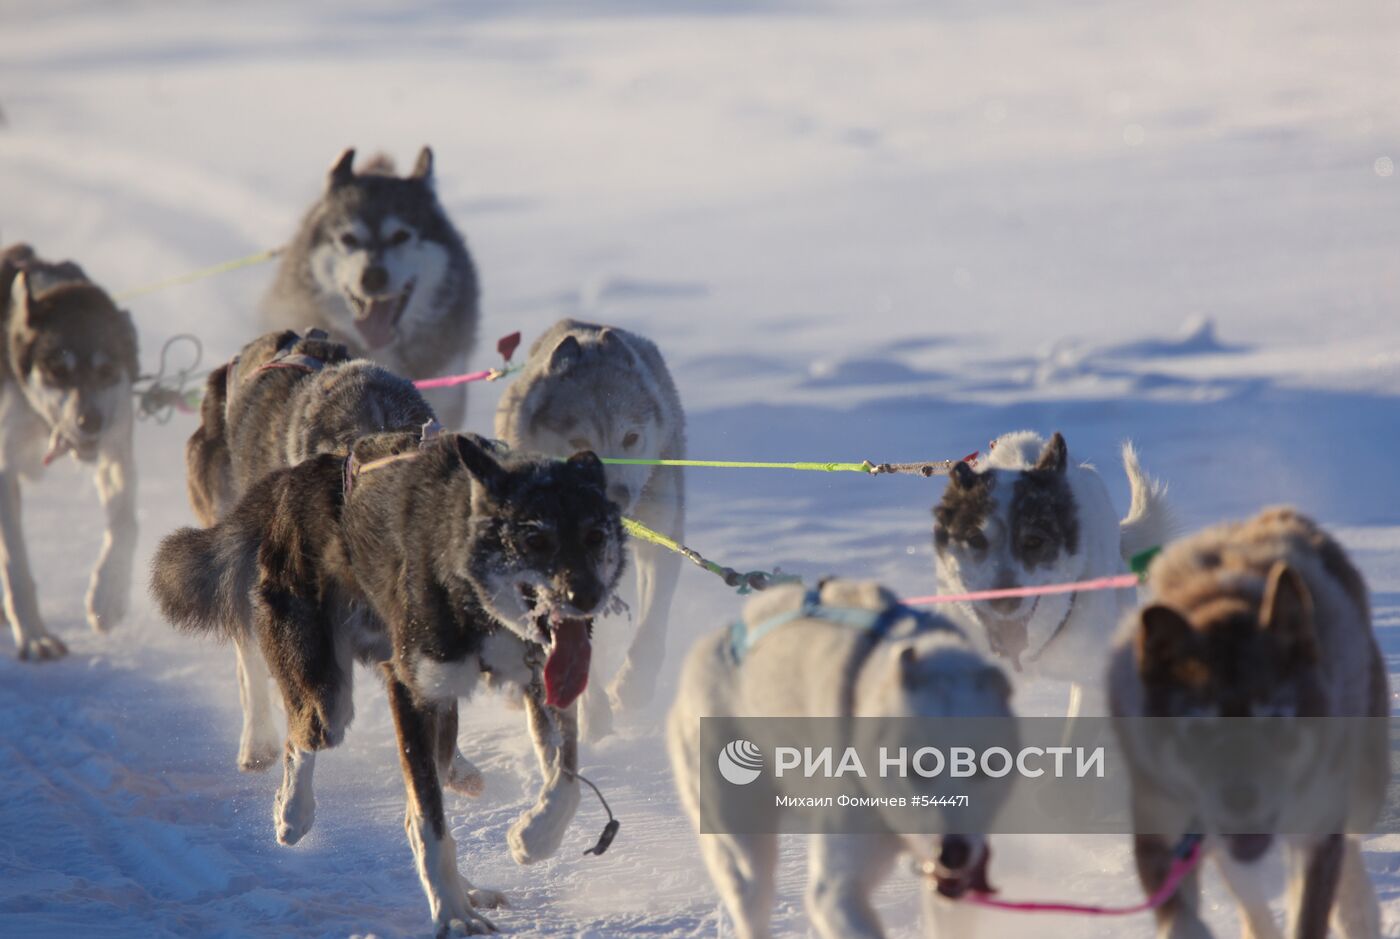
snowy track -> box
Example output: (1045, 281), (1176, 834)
(2, 1), (1399, 936)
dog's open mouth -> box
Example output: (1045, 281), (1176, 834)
(348, 279), (416, 349)
(43, 427), (99, 466)
(518, 583), (593, 709)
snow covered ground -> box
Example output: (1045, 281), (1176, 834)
(2, 1), (1399, 935)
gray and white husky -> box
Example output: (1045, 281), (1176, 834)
(263, 147), (480, 428)
(932, 430), (1174, 715)
(668, 579), (1013, 939)
(153, 431), (626, 936)
(183, 327), (439, 773)
(0, 244), (138, 660)
(497, 319), (685, 740)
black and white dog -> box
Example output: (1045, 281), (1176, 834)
(933, 431), (1174, 715)
(0, 244), (138, 660)
(153, 431), (625, 936)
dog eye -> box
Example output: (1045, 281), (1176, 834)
(621, 432), (639, 449)
(524, 531), (555, 554)
(46, 359), (71, 383)
(388, 230), (411, 246)
(1021, 534), (1044, 552)
(584, 527), (606, 549)
(340, 233), (361, 249)
(966, 532), (988, 551)
(568, 437), (591, 452)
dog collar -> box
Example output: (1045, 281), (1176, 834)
(1025, 589), (1079, 666)
(342, 419), (444, 498)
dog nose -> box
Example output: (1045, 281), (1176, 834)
(607, 484), (631, 506)
(76, 409), (103, 434)
(988, 595), (1022, 615)
(361, 265), (389, 293)
(939, 835), (972, 871)
(564, 579), (601, 613)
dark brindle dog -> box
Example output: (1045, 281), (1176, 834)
(185, 327), (437, 773)
(152, 431), (625, 936)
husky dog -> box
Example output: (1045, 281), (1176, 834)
(0, 244), (138, 660)
(153, 431), (625, 936)
(263, 147), (479, 428)
(497, 319), (684, 739)
(1108, 508), (1388, 939)
(933, 431), (1174, 713)
(668, 579), (1013, 939)
(184, 327), (441, 772)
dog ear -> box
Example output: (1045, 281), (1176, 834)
(452, 433), (506, 495)
(949, 460), (979, 489)
(410, 146), (434, 183)
(1260, 561), (1317, 663)
(1136, 604), (1199, 680)
(1034, 432), (1068, 473)
(327, 148), (356, 190)
(566, 450), (607, 488)
(548, 335), (583, 373)
(9, 270), (33, 323)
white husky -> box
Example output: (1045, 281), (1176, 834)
(497, 319), (685, 741)
(668, 579), (1013, 939)
(932, 431), (1174, 716)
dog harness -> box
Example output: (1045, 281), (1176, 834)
(341, 419), (444, 498)
(729, 586), (965, 718)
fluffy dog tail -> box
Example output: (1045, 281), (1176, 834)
(1118, 441), (1177, 564)
(150, 521), (255, 640)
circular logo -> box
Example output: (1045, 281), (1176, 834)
(718, 739), (764, 785)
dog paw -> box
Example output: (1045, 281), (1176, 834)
(507, 787), (580, 865)
(445, 752), (486, 798)
(16, 633), (68, 662)
(274, 783), (315, 846)
(85, 570), (129, 634)
(238, 738), (280, 773)
(436, 910), (497, 936)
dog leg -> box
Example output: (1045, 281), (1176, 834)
(273, 742), (317, 846)
(578, 679), (613, 744)
(609, 467), (682, 712)
(387, 674), (497, 936)
(1136, 834), (1211, 939)
(437, 702), (485, 798)
(234, 631), (281, 772)
(698, 831), (778, 939)
(0, 468), (64, 660)
(1215, 847), (1283, 939)
(1286, 835), (1344, 939)
(806, 832), (899, 939)
(1329, 836), (1379, 938)
(85, 431), (136, 633)
(507, 689), (581, 865)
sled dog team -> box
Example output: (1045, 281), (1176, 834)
(0, 147), (1387, 939)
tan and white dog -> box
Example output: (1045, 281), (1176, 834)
(0, 244), (138, 660)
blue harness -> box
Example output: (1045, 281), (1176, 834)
(728, 586), (949, 663)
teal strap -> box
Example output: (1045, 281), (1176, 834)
(728, 588), (946, 663)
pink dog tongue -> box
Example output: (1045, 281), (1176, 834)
(355, 299), (398, 349)
(543, 618), (591, 709)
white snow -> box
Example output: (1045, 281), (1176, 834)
(2, 1), (1399, 936)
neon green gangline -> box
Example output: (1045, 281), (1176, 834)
(115, 247), (283, 302)
(621, 517), (795, 594)
(602, 457), (961, 476)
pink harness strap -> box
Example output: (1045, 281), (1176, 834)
(958, 835), (1203, 916)
(902, 573), (1140, 607)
